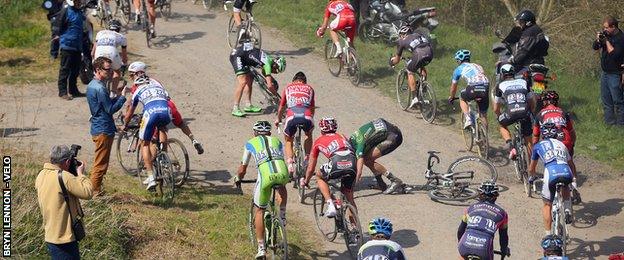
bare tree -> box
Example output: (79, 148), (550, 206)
(499, 0), (558, 24)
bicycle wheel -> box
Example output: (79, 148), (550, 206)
(294, 135), (306, 203)
(475, 121), (489, 159)
(115, 0), (131, 25)
(341, 204), (363, 259)
(324, 40), (342, 77)
(141, 1), (151, 48)
(165, 138), (190, 187)
(248, 202), (258, 247)
(161, 1), (172, 21)
(447, 155), (498, 186)
(428, 186), (479, 201)
(419, 81), (437, 124)
(395, 69), (411, 110)
(460, 113), (474, 151)
(156, 152), (176, 201)
(136, 147), (147, 185)
(249, 22), (262, 49)
(346, 47), (361, 87)
(269, 217), (288, 260)
(313, 188), (338, 242)
(115, 130), (141, 176)
(513, 140), (527, 182)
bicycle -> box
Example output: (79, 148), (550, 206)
(193, 0), (213, 10)
(94, 0), (113, 28)
(138, 0), (153, 47)
(285, 123), (307, 204)
(113, 0), (132, 25)
(249, 68), (281, 112)
(402, 151), (497, 201)
(115, 114), (190, 188)
(551, 181), (572, 256)
(395, 57), (437, 123)
(510, 121), (531, 196)
(324, 30), (361, 87)
(312, 179), (363, 258)
(225, 0), (262, 49)
(237, 179), (289, 260)
(452, 97), (489, 159)
(154, 0), (172, 22)
(466, 249), (510, 259)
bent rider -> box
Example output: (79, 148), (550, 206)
(317, 0), (357, 57)
(92, 20), (128, 93)
(448, 49), (490, 129)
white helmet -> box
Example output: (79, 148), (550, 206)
(66, 0), (75, 6)
(128, 61), (147, 73)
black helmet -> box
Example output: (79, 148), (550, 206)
(292, 71), (307, 84)
(515, 10), (536, 24)
(540, 123), (561, 140)
(500, 64), (515, 77)
(108, 20), (122, 32)
(478, 180), (499, 200)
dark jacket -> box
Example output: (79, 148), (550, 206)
(86, 79), (127, 136)
(511, 24), (549, 68)
(52, 5), (84, 52)
(592, 29), (624, 74)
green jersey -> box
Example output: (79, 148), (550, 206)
(349, 118), (389, 157)
(241, 135), (289, 208)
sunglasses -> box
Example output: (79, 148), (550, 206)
(99, 67), (112, 72)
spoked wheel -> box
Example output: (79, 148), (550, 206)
(294, 139), (306, 203)
(141, 8), (151, 48)
(447, 155), (498, 186)
(461, 113), (474, 151)
(161, 2), (172, 21)
(156, 153), (175, 201)
(428, 186), (479, 201)
(226, 16), (238, 48)
(313, 189), (338, 241)
(475, 122), (489, 159)
(116, 0), (131, 25)
(342, 204), (363, 259)
(395, 69), (411, 110)
(324, 40), (342, 77)
(419, 81), (437, 123)
(513, 143), (527, 182)
(346, 47), (361, 87)
(357, 21), (373, 42)
(116, 130), (141, 176)
(164, 138), (190, 187)
(136, 149), (146, 185)
(269, 217), (288, 260)
(249, 23), (262, 49)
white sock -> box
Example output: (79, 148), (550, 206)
(233, 104), (239, 110)
(545, 230), (551, 236)
(257, 239), (266, 250)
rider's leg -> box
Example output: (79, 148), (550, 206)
(133, 0), (141, 21)
(459, 98), (470, 116)
(315, 170), (337, 217)
(111, 70), (121, 92)
(542, 201), (552, 234)
(407, 72), (418, 97)
(284, 135), (294, 172)
(232, 73), (249, 113)
(329, 30), (341, 55)
(303, 130), (313, 156)
(277, 186), (288, 221)
(253, 206), (265, 249)
(364, 148), (401, 189)
(243, 74), (253, 106)
(147, 0), (156, 30)
(141, 141), (154, 173)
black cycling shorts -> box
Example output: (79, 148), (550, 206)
(460, 84), (490, 114)
(375, 121), (403, 156)
(320, 152), (357, 191)
(498, 112), (532, 137)
(229, 52), (250, 75)
(233, 0), (251, 11)
(406, 49), (432, 74)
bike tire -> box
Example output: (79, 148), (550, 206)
(313, 188), (338, 242)
(164, 138), (190, 187)
(341, 204), (363, 259)
(162, 2), (171, 21)
(294, 135), (306, 204)
(475, 121), (489, 159)
(324, 40), (342, 77)
(460, 113), (474, 151)
(141, 1), (151, 48)
(270, 217), (288, 260)
(346, 47), (361, 87)
(136, 146), (147, 185)
(419, 81), (437, 124)
(447, 155), (498, 185)
(115, 130), (141, 176)
(157, 152), (176, 201)
(357, 20), (373, 42)
(395, 69), (411, 110)
(226, 15), (238, 48)
(247, 202), (258, 247)
(428, 186), (479, 201)
(249, 22), (262, 49)
(513, 141), (528, 183)
(115, 0), (131, 25)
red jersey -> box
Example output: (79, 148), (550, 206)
(310, 133), (353, 160)
(324, 1), (355, 19)
(280, 82), (315, 117)
(533, 104), (575, 149)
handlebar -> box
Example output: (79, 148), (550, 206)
(427, 151), (440, 169)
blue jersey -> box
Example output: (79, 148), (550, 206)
(131, 78), (170, 114)
(531, 139), (570, 168)
(452, 62), (489, 86)
(357, 240), (406, 260)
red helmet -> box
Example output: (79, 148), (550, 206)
(319, 117), (337, 133)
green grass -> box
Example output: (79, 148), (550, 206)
(254, 0), (624, 171)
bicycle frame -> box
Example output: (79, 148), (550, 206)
(551, 183), (569, 254)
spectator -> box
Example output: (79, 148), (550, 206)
(52, 0), (86, 100)
(35, 145), (93, 260)
(41, 0), (65, 58)
(592, 16), (624, 126)
(507, 10), (549, 70)
(349, 0), (368, 28)
(86, 57), (127, 196)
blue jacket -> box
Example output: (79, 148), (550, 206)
(87, 79), (127, 136)
(53, 6), (84, 52)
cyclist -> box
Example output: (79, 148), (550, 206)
(349, 118), (404, 194)
(92, 20), (128, 93)
(123, 74), (170, 191)
(126, 62), (205, 154)
(229, 43), (286, 117)
(316, 0), (357, 58)
(528, 123), (575, 235)
(389, 25), (434, 108)
(230, 0), (255, 27)
(300, 118), (356, 218)
(540, 234), (569, 259)
(233, 121), (290, 260)
(275, 71), (315, 173)
(357, 217), (406, 260)
(92, 0), (112, 19)
(133, 0), (157, 37)
(447, 49), (490, 129)
(493, 64), (535, 160)
(457, 181), (510, 260)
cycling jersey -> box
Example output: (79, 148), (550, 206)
(533, 104), (575, 154)
(532, 139), (573, 201)
(229, 46), (274, 76)
(241, 135), (290, 208)
(281, 82), (315, 137)
(495, 78), (532, 135)
(325, 1), (356, 42)
(132, 79), (171, 141)
(130, 81), (183, 128)
(94, 29), (127, 70)
(397, 32), (433, 73)
(349, 118), (403, 157)
(542, 256), (569, 260)
(452, 62), (489, 86)
(311, 133), (352, 160)
(458, 201), (508, 260)
(357, 239), (406, 260)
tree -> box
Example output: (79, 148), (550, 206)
(499, 0), (557, 24)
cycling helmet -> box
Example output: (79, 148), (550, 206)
(108, 20), (122, 32)
(515, 10), (536, 24)
(128, 61), (147, 73)
(398, 25), (413, 36)
(292, 71), (307, 84)
(274, 56), (286, 73)
(253, 121), (272, 134)
(66, 0), (75, 7)
(541, 235), (564, 256)
(500, 64), (515, 77)
(133, 75), (150, 85)
(454, 49), (471, 62)
(368, 217), (393, 238)
(540, 123), (561, 140)
(319, 117), (338, 133)
(542, 90), (559, 105)
(478, 181), (499, 197)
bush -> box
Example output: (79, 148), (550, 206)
(0, 0), (49, 48)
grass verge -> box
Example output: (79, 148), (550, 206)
(254, 0), (624, 171)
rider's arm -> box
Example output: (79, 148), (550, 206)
(449, 67), (461, 98)
(276, 88), (286, 123)
(310, 88), (316, 116)
(499, 226), (509, 253)
(566, 115), (577, 144)
(123, 104), (136, 127)
(457, 220), (467, 241)
(319, 6), (331, 32)
(532, 122), (541, 144)
(355, 157), (364, 182)
(121, 46), (128, 65)
(238, 143), (253, 179)
(304, 154), (318, 184)
(511, 34), (538, 66)
(528, 146), (540, 177)
(449, 82), (458, 99)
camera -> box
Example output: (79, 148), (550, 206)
(598, 30), (608, 41)
(68, 144), (82, 176)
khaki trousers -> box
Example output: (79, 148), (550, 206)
(91, 134), (114, 193)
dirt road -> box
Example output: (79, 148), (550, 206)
(2, 2), (622, 259)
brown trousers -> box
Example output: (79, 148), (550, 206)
(91, 134), (115, 193)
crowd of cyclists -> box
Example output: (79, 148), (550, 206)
(76, 0), (585, 258)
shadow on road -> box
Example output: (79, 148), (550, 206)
(166, 12), (216, 23)
(188, 169), (232, 183)
(568, 236), (624, 259)
(393, 229), (420, 248)
(271, 47), (314, 56)
(573, 198), (624, 229)
(150, 31), (206, 49)
(1, 127), (39, 138)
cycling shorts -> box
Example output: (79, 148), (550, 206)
(374, 121), (403, 156)
(168, 100), (184, 128)
(542, 164), (573, 202)
(94, 48), (122, 70)
(460, 84), (490, 114)
(320, 151), (357, 192)
(229, 52), (252, 75)
(498, 113), (532, 137)
(406, 48), (432, 74)
(458, 230), (494, 260)
(233, 0), (251, 13)
(253, 160), (290, 208)
(139, 108), (171, 142)
(284, 113), (314, 137)
(329, 14), (356, 43)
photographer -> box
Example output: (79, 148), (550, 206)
(35, 145), (93, 260)
(592, 16), (624, 126)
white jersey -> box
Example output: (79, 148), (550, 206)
(95, 30), (127, 55)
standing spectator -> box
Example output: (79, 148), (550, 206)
(41, 0), (65, 58)
(52, 0), (86, 100)
(349, 0), (368, 28)
(35, 145), (93, 260)
(592, 16), (624, 126)
(507, 10), (549, 70)
(87, 57), (127, 196)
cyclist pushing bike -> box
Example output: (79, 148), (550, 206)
(447, 49), (490, 129)
(457, 181), (510, 260)
(357, 217), (406, 260)
(92, 20), (128, 93)
(494, 64), (536, 160)
(233, 121), (290, 260)
(389, 25), (433, 109)
(316, 0), (357, 58)
(229, 43), (286, 117)
(301, 117), (357, 218)
(275, 71), (315, 173)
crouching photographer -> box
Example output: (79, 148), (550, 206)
(35, 144), (93, 260)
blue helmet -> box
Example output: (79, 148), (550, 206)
(541, 235), (563, 255)
(368, 217), (393, 238)
(454, 49), (471, 62)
